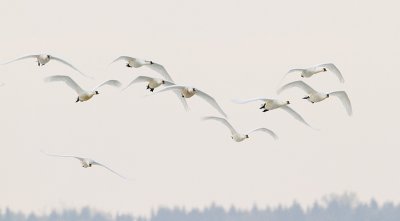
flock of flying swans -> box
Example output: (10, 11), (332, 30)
(2, 54), (353, 180)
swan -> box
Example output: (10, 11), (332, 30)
(154, 85), (227, 117)
(232, 97), (311, 127)
(111, 56), (173, 81)
(202, 116), (278, 142)
(2, 54), (91, 78)
(277, 80), (352, 115)
(281, 63), (344, 83)
(42, 151), (127, 180)
(123, 75), (175, 92)
(44, 75), (121, 102)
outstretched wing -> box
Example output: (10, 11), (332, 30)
(147, 63), (173, 82)
(329, 91), (352, 116)
(2, 55), (38, 65)
(153, 85), (190, 111)
(277, 80), (317, 94)
(110, 56), (134, 64)
(44, 75), (85, 95)
(50, 56), (91, 78)
(232, 97), (272, 104)
(317, 63), (344, 83)
(41, 150), (84, 161)
(247, 128), (278, 140)
(123, 76), (154, 91)
(93, 80), (122, 91)
(154, 85), (185, 94)
(174, 91), (189, 111)
(202, 116), (237, 135)
(280, 106), (312, 128)
(92, 161), (127, 180)
(278, 68), (305, 84)
(195, 89), (228, 118)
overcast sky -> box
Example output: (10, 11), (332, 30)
(0, 0), (399, 217)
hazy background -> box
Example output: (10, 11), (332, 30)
(0, 0), (399, 217)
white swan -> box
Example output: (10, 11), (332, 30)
(277, 80), (352, 115)
(281, 63), (344, 83)
(42, 151), (126, 180)
(111, 56), (173, 81)
(2, 54), (91, 78)
(123, 76), (175, 92)
(232, 97), (311, 127)
(45, 75), (121, 102)
(154, 85), (227, 117)
(202, 116), (278, 142)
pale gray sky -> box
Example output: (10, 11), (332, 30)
(0, 0), (399, 217)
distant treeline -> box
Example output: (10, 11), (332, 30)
(1, 193), (400, 221)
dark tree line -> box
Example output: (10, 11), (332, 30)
(1, 194), (400, 221)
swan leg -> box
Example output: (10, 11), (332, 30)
(263, 109), (269, 112)
(302, 96), (310, 99)
(150, 88), (154, 92)
(126, 64), (131, 68)
(259, 104), (265, 109)
(75, 97), (79, 102)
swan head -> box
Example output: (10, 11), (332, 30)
(286, 101), (290, 104)
(95, 91), (99, 95)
